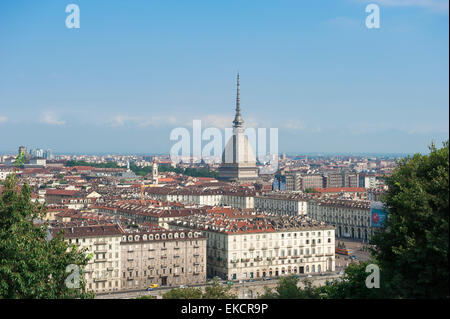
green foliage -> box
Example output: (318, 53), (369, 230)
(65, 160), (121, 169)
(163, 278), (236, 299)
(304, 188), (319, 193)
(203, 278), (237, 299)
(369, 141), (449, 299)
(65, 160), (218, 178)
(130, 164), (218, 179)
(0, 174), (93, 299)
(316, 262), (383, 299)
(136, 295), (156, 299)
(260, 275), (320, 299)
(162, 287), (203, 299)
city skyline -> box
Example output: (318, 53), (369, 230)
(0, 0), (448, 154)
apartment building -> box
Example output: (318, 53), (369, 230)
(145, 186), (255, 209)
(307, 199), (373, 241)
(324, 172), (344, 188)
(170, 215), (335, 281)
(49, 224), (124, 294)
(300, 174), (324, 191)
(254, 192), (310, 216)
(120, 229), (207, 290)
(93, 202), (198, 228)
(358, 174), (377, 189)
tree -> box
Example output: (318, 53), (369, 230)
(203, 278), (237, 299)
(304, 188), (319, 194)
(369, 141), (449, 298)
(136, 295), (156, 299)
(163, 279), (237, 299)
(260, 275), (320, 299)
(316, 261), (383, 299)
(0, 174), (93, 299)
(162, 287), (203, 299)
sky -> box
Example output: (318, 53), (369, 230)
(0, 0), (448, 155)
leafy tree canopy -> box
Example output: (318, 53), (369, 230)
(369, 141), (449, 298)
(0, 174), (93, 299)
(260, 275), (320, 299)
(163, 278), (236, 299)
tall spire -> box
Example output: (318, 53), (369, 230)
(233, 73), (244, 128)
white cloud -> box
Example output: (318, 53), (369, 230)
(109, 115), (182, 128)
(284, 120), (306, 130)
(40, 112), (66, 126)
(0, 116), (7, 124)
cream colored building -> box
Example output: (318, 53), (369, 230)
(146, 188), (255, 209)
(50, 224), (124, 294)
(307, 199), (373, 241)
(120, 230), (207, 290)
(254, 193), (309, 216)
(170, 215), (335, 281)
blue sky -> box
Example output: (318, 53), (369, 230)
(0, 0), (448, 155)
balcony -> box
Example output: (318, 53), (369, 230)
(240, 258), (250, 263)
(230, 259), (239, 264)
(94, 278), (107, 282)
(94, 259), (107, 263)
(174, 246), (180, 250)
(261, 247), (268, 250)
(279, 256), (287, 260)
(107, 267), (114, 271)
(254, 257), (263, 262)
(148, 248), (155, 251)
(94, 250), (107, 254)
(266, 257), (275, 261)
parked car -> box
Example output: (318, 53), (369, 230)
(263, 277), (271, 281)
(307, 274), (313, 278)
(146, 284), (158, 291)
